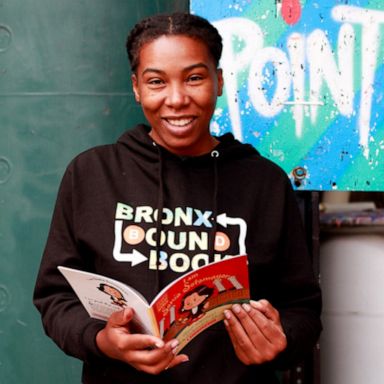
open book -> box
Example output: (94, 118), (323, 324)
(58, 254), (249, 353)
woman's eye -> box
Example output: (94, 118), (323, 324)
(148, 79), (164, 87)
(188, 75), (203, 83)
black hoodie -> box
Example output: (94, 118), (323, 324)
(34, 124), (321, 384)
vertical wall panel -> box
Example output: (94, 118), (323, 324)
(0, 1), (188, 383)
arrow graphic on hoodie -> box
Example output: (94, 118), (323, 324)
(113, 220), (148, 266)
(216, 213), (247, 255)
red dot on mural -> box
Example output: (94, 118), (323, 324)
(281, 0), (302, 25)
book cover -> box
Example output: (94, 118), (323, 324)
(58, 254), (250, 353)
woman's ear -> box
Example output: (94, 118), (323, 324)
(131, 74), (140, 103)
(217, 68), (224, 97)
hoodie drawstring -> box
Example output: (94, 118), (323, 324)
(153, 144), (221, 296)
(209, 149), (220, 263)
(154, 143), (164, 297)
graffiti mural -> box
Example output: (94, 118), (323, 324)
(191, 0), (384, 191)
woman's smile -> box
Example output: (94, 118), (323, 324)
(163, 116), (196, 128)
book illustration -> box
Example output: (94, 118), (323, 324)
(58, 254), (249, 353)
(179, 284), (214, 322)
(97, 283), (128, 308)
(156, 269), (249, 351)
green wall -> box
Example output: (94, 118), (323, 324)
(0, 1), (188, 382)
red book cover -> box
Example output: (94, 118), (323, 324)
(59, 254), (249, 353)
(151, 255), (249, 352)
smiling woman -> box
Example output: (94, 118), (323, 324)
(131, 35), (223, 156)
(34, 11), (321, 384)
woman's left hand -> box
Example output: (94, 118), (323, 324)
(224, 299), (287, 365)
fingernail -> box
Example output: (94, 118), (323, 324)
(170, 339), (179, 349)
(224, 319), (229, 327)
(224, 310), (231, 319)
(172, 347), (179, 355)
(242, 303), (251, 312)
(232, 304), (241, 314)
(155, 340), (164, 348)
(181, 355), (189, 363)
(250, 300), (262, 309)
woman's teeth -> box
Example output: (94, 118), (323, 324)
(166, 118), (194, 127)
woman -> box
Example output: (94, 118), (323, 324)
(34, 12), (321, 384)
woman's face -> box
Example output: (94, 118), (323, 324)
(132, 35), (223, 156)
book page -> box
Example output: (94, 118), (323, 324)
(58, 267), (155, 335)
(149, 255), (250, 353)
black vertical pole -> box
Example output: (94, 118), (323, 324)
(284, 191), (320, 384)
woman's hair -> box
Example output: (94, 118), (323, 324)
(126, 12), (223, 72)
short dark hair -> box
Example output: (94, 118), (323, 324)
(126, 12), (223, 72)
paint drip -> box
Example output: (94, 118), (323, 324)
(281, 0), (302, 25)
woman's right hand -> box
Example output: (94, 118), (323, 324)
(96, 307), (189, 374)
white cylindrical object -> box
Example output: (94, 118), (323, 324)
(320, 233), (384, 384)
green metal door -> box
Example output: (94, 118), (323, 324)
(0, 1), (187, 383)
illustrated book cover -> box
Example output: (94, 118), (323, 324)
(58, 254), (249, 353)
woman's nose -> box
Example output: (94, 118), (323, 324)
(165, 83), (190, 108)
